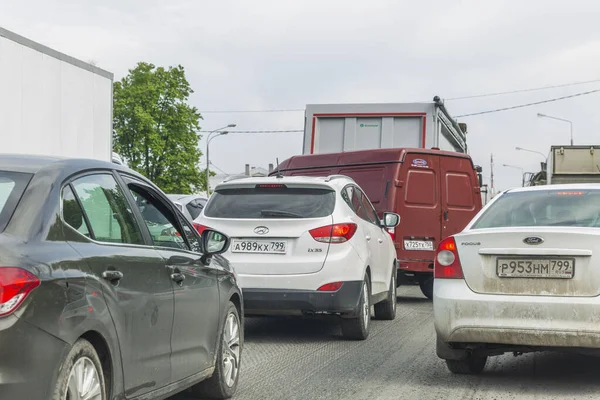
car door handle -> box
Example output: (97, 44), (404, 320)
(366, 235), (371, 241)
(378, 238), (383, 243)
(102, 270), (123, 283)
(171, 272), (185, 284)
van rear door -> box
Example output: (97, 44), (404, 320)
(439, 155), (479, 239)
(397, 154), (441, 257)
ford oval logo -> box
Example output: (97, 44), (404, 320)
(412, 158), (427, 167)
(254, 226), (269, 235)
(523, 236), (544, 245)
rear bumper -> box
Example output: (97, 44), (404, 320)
(0, 315), (68, 398)
(243, 281), (363, 316)
(435, 279), (600, 350)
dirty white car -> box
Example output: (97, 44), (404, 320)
(434, 184), (600, 374)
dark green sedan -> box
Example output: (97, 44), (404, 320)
(0, 154), (243, 399)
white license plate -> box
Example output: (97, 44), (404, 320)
(496, 258), (575, 278)
(404, 240), (434, 251)
(231, 239), (287, 254)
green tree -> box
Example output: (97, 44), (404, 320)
(113, 62), (206, 193)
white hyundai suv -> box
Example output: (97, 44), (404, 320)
(194, 175), (400, 340)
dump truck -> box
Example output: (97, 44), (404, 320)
(528, 145), (600, 186)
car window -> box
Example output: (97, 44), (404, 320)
(204, 186), (335, 219)
(472, 189), (600, 229)
(177, 214), (202, 253)
(343, 186), (370, 221)
(127, 185), (190, 250)
(186, 199), (204, 220)
(71, 174), (144, 245)
(0, 171), (32, 233)
(62, 185), (91, 237)
(359, 189), (380, 225)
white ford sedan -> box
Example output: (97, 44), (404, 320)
(434, 184), (600, 374)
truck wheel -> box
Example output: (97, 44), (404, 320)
(52, 339), (106, 400)
(341, 275), (371, 340)
(445, 355), (488, 375)
(419, 277), (434, 300)
(374, 269), (396, 320)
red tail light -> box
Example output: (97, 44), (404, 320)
(317, 282), (343, 291)
(434, 236), (464, 279)
(309, 223), (357, 243)
(0, 267), (40, 316)
(193, 223), (209, 235)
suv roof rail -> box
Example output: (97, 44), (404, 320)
(324, 174), (353, 182)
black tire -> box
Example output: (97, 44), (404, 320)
(374, 269), (397, 320)
(341, 274), (371, 340)
(52, 338), (107, 400)
(445, 355), (488, 375)
(191, 301), (242, 399)
(419, 277), (434, 300)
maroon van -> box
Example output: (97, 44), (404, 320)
(271, 148), (483, 299)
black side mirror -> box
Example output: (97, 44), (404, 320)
(201, 229), (230, 256)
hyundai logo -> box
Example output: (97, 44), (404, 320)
(523, 236), (544, 245)
(254, 226), (269, 235)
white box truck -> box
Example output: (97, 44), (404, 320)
(546, 145), (600, 185)
(303, 96), (467, 155)
(0, 26), (113, 161)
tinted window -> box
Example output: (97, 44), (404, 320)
(204, 187), (335, 219)
(360, 191), (380, 225)
(178, 214), (202, 253)
(0, 171), (31, 232)
(72, 174), (144, 244)
(128, 185), (189, 250)
(472, 190), (600, 229)
(62, 185), (91, 237)
(342, 186), (371, 221)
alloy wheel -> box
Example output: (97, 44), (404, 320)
(65, 357), (102, 400)
(222, 312), (241, 387)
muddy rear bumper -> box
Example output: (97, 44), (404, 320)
(434, 279), (600, 350)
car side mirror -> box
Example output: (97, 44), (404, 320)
(381, 212), (400, 228)
(201, 229), (230, 256)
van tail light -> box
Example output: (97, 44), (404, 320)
(317, 282), (343, 291)
(0, 267), (40, 317)
(309, 223), (357, 244)
(386, 227), (396, 241)
(193, 223), (209, 235)
(434, 236), (464, 279)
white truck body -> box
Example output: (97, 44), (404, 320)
(0, 27), (113, 161)
(303, 99), (467, 155)
(546, 145), (600, 185)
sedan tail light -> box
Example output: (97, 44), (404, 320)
(309, 223), (357, 244)
(434, 236), (464, 279)
(193, 223), (209, 235)
(0, 267), (40, 316)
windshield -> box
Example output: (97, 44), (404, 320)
(204, 187), (335, 219)
(0, 171), (33, 233)
(471, 189), (600, 229)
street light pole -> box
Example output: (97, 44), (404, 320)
(515, 147), (547, 162)
(537, 113), (573, 146)
(204, 124), (236, 194)
(503, 164), (525, 187)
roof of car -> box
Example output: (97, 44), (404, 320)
(505, 183), (600, 193)
(215, 174), (354, 190)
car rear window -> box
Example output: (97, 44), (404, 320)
(204, 187), (336, 219)
(471, 189), (600, 229)
(0, 171), (33, 232)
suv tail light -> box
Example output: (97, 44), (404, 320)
(0, 267), (40, 316)
(309, 223), (357, 244)
(193, 223), (209, 235)
(434, 236), (464, 279)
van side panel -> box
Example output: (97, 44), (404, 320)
(440, 156), (481, 239)
(395, 154), (441, 274)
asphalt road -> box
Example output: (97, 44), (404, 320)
(173, 286), (600, 400)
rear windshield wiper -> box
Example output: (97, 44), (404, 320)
(261, 209), (303, 218)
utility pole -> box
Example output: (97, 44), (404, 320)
(490, 154), (495, 197)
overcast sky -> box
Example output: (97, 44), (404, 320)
(2, 0), (600, 192)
